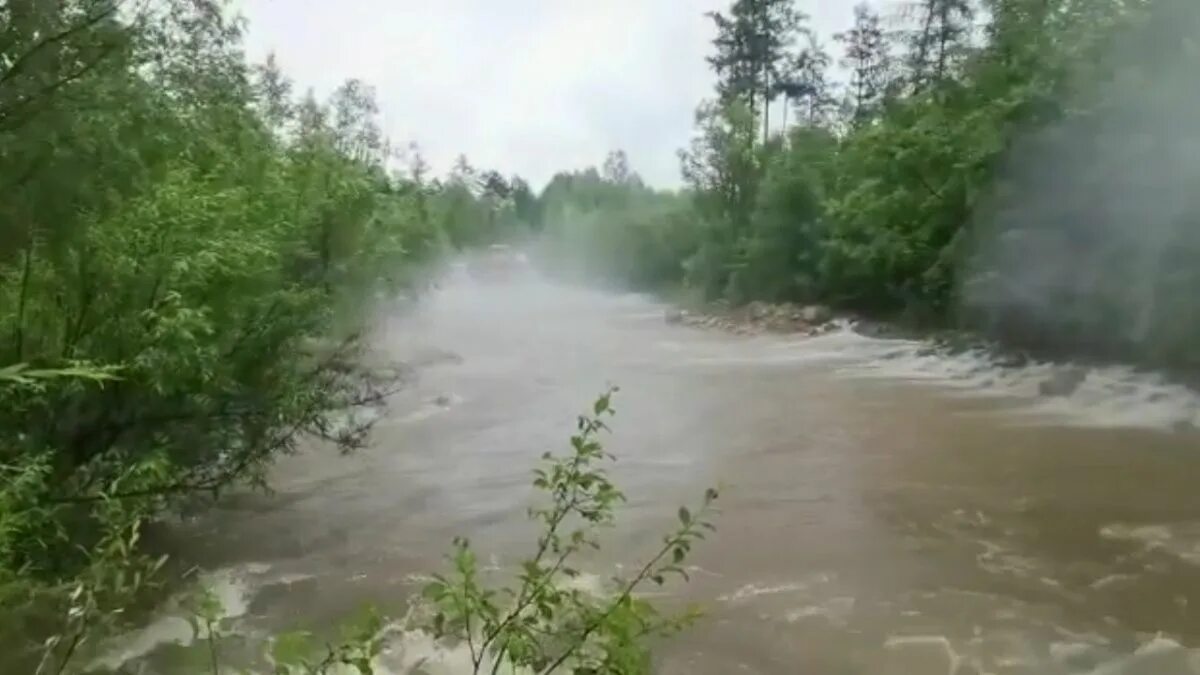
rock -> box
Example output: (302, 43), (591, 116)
(747, 301), (771, 321)
(664, 308), (686, 324)
(1039, 367), (1088, 397)
(855, 320), (893, 338)
(994, 351), (1029, 369)
(938, 333), (974, 355)
(765, 316), (796, 332)
(801, 304), (833, 324)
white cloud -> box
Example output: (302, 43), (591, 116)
(235, 1), (858, 188)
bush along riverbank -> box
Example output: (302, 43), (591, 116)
(0, 3), (543, 670)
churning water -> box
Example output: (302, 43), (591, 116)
(101, 271), (1200, 674)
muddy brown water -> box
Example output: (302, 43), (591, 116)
(102, 273), (1200, 674)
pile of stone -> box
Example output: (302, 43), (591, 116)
(666, 302), (836, 337)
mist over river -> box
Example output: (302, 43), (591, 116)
(105, 271), (1200, 674)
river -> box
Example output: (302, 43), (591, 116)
(101, 270), (1200, 674)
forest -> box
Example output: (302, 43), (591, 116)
(540, 0), (1200, 369)
(0, 0), (542, 669)
(2, 0), (1198, 672)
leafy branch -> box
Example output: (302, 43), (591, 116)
(420, 390), (718, 675)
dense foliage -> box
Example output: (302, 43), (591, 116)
(533, 152), (696, 291)
(536, 0), (1200, 367)
(0, 1), (538, 666)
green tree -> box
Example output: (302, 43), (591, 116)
(679, 100), (761, 299)
(706, 0), (806, 143)
(901, 0), (975, 90)
(0, 0), (441, 614)
(836, 3), (892, 127)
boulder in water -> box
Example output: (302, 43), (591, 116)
(664, 308), (686, 324)
(747, 301), (772, 321)
(1039, 367), (1088, 397)
(801, 304), (833, 325)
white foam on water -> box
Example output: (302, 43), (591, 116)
(784, 596), (856, 627)
(1089, 573), (1138, 590)
(810, 325), (1200, 432)
(1086, 635), (1200, 675)
(718, 573), (833, 604)
(362, 625), (536, 675)
(1100, 523), (1200, 566)
(86, 615), (196, 672)
(88, 562), (273, 672)
(874, 629), (1200, 675)
(395, 393), (462, 425)
(881, 635), (963, 675)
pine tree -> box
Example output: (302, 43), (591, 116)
(784, 33), (834, 128)
(706, 0), (805, 142)
(903, 0), (975, 89)
(602, 149), (632, 184)
(253, 53), (294, 133)
(836, 3), (891, 126)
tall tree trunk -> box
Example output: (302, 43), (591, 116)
(13, 244), (33, 361)
(762, 69), (770, 145)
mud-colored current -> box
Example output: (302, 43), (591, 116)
(101, 272), (1200, 674)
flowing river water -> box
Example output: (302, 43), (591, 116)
(101, 270), (1200, 674)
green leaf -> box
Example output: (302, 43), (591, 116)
(270, 630), (316, 667)
(593, 393), (610, 415)
(678, 507), (691, 525)
(421, 582), (445, 601)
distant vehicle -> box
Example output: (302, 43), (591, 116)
(468, 244), (528, 281)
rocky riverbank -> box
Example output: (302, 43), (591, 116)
(666, 301), (840, 336)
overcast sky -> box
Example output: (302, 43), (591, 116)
(236, 1), (859, 188)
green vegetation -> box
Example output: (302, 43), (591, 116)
(538, 0), (1200, 366)
(534, 152), (696, 291)
(0, 0), (542, 669)
(0, 8), (708, 668)
(419, 390), (716, 674)
(5, 0), (1198, 671)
